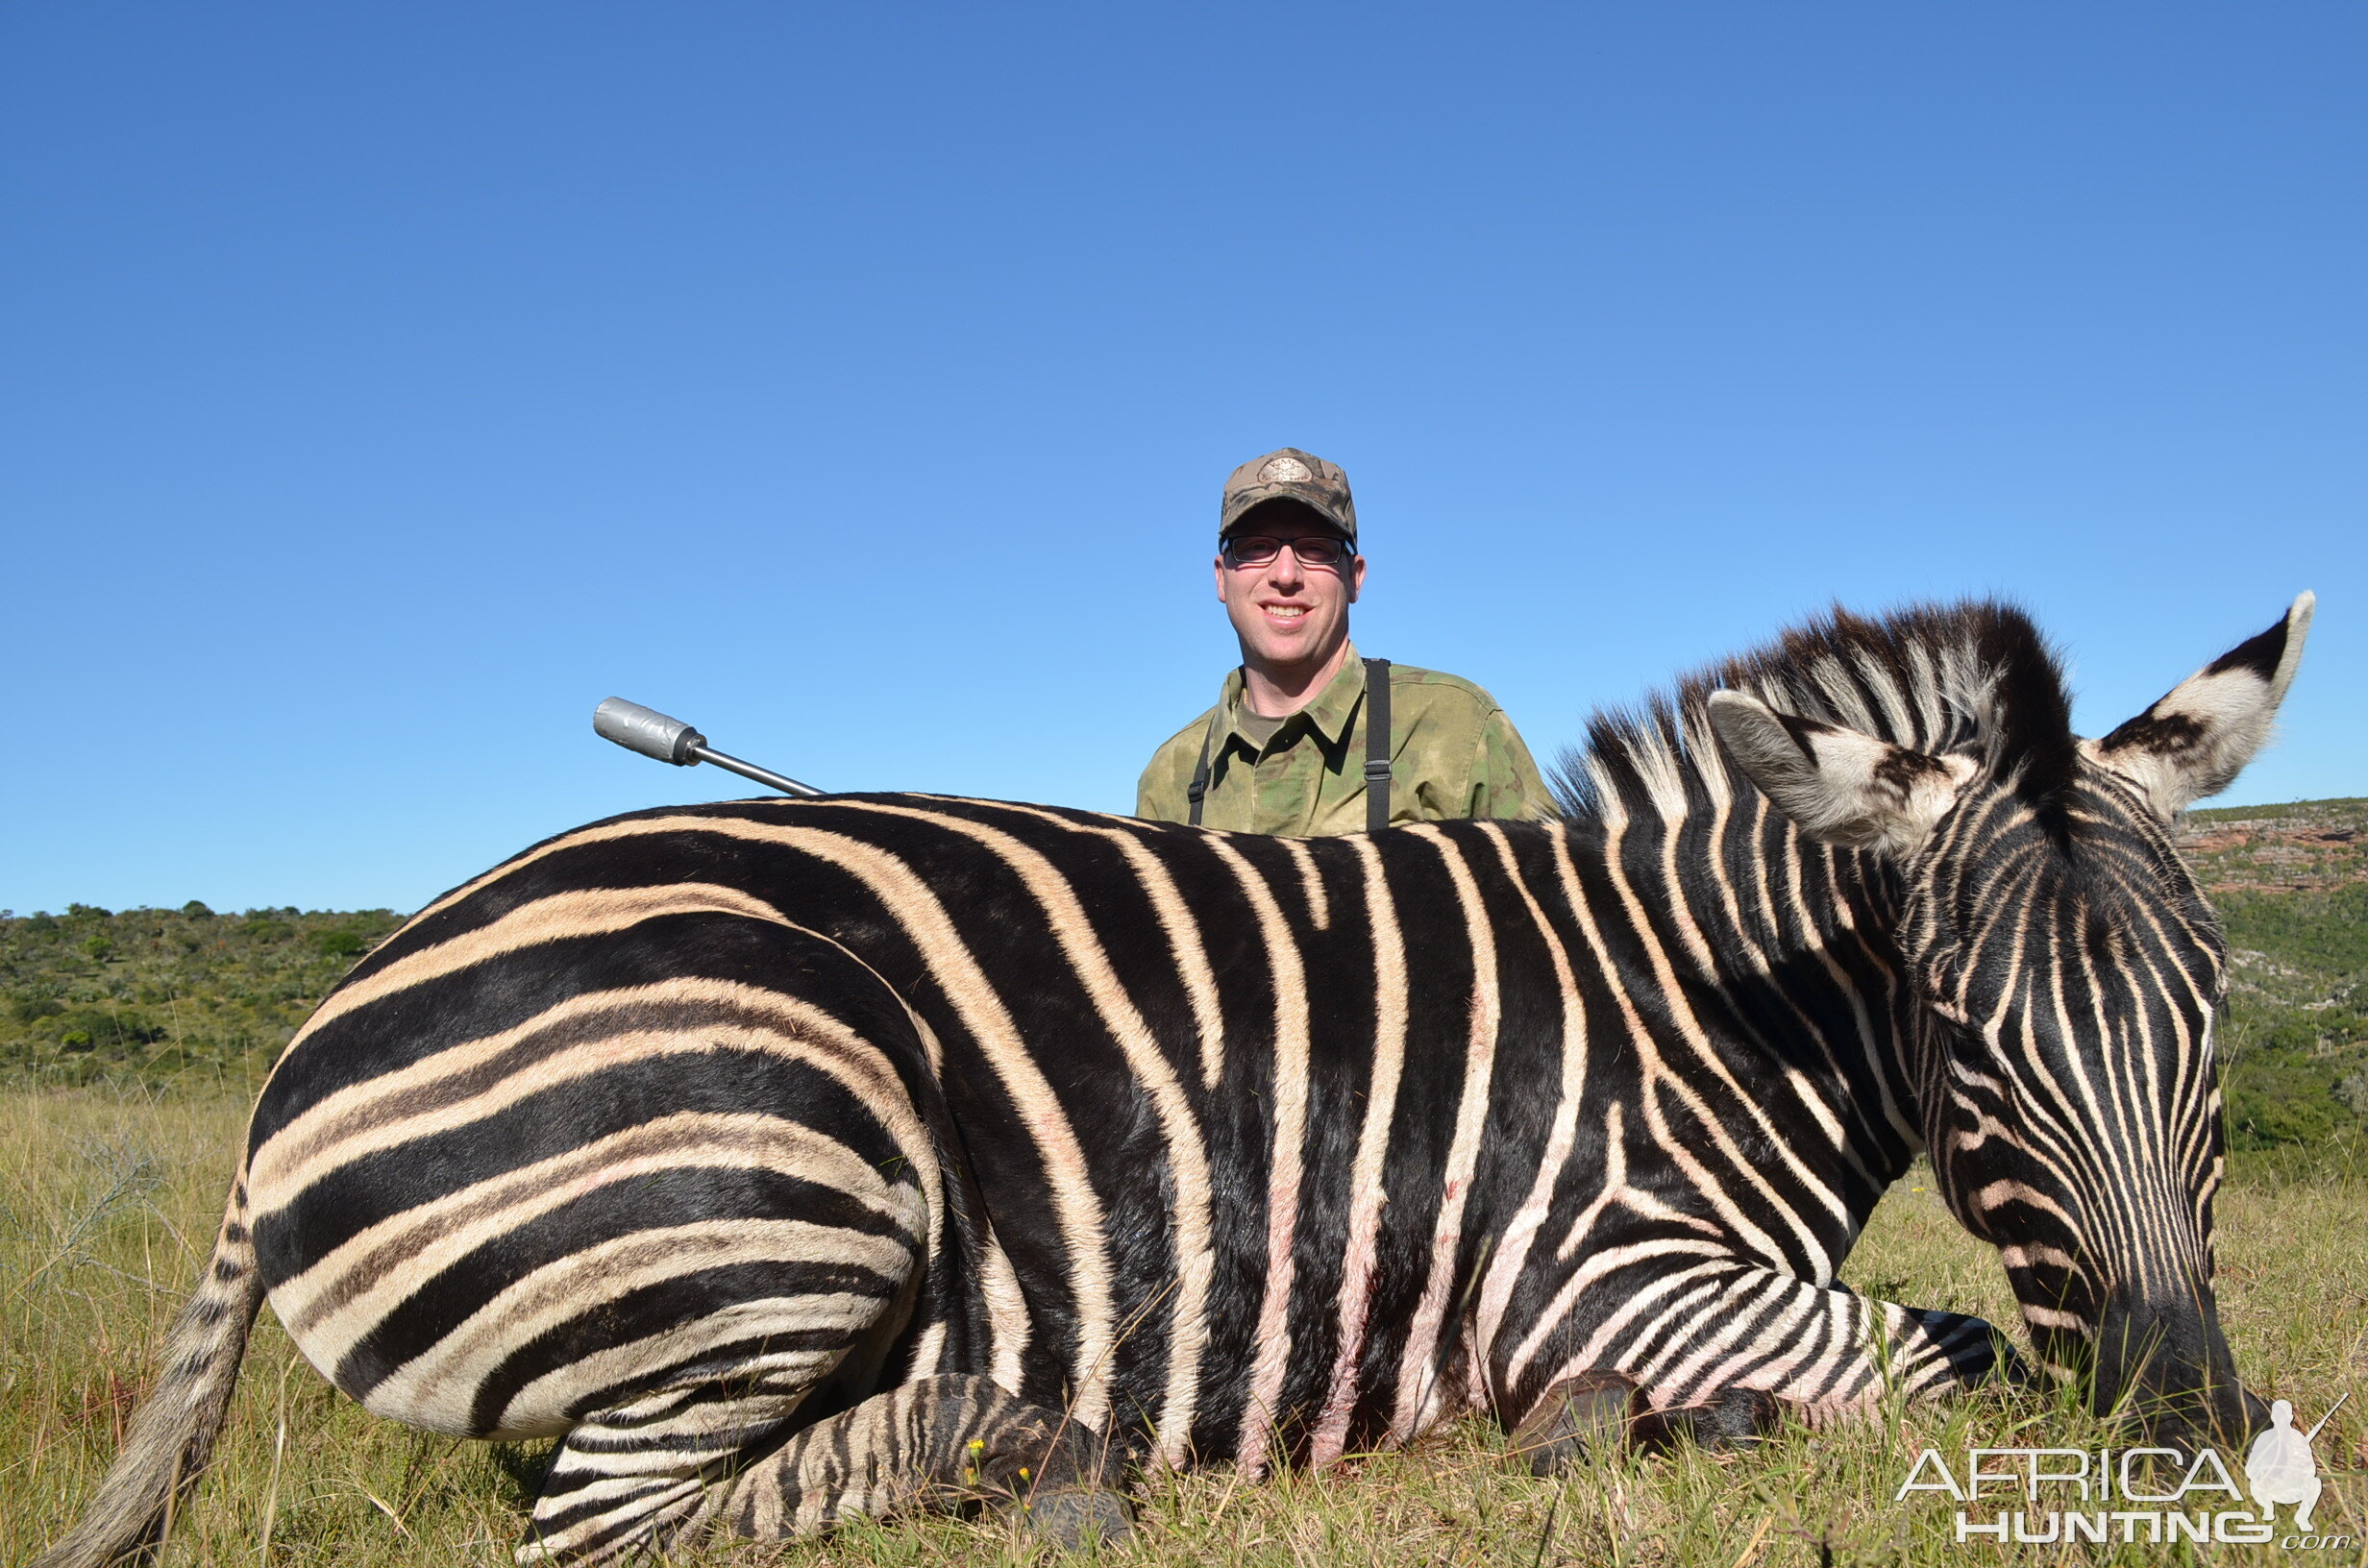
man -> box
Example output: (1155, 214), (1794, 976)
(1138, 447), (1550, 835)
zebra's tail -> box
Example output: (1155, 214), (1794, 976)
(35, 1164), (266, 1568)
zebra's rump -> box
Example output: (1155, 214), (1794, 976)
(247, 903), (951, 1439)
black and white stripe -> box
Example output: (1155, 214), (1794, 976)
(37, 593), (2311, 1567)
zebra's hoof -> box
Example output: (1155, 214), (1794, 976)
(1634, 1385), (1782, 1453)
(1512, 1371), (1641, 1476)
(1018, 1484), (1134, 1549)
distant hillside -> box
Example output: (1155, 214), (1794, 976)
(2176, 796), (2367, 1148)
(3, 801), (2362, 1148)
(0, 902), (404, 1085)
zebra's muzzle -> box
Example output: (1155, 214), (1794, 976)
(2087, 1283), (2257, 1451)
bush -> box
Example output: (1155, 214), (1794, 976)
(2225, 1048), (2349, 1148)
(0, 903), (403, 1088)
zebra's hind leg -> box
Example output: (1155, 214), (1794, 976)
(519, 1374), (819, 1564)
(693, 1374), (1134, 1549)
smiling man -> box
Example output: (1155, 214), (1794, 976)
(1137, 447), (1549, 835)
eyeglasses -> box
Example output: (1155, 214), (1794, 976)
(1221, 535), (1356, 570)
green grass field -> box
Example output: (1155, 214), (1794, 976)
(2, 1087), (2360, 1566)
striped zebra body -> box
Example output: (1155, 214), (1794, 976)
(39, 593), (2312, 1567)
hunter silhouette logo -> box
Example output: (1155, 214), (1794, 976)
(2246, 1394), (2343, 1531)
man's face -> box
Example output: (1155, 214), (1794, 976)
(1213, 509), (1366, 672)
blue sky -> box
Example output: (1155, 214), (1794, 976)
(4, 3), (2360, 916)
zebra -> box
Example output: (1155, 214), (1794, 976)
(38, 593), (2312, 1567)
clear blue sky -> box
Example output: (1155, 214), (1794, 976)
(4, 3), (2360, 916)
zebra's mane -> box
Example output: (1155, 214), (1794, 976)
(1551, 600), (2078, 827)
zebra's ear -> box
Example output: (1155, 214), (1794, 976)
(1706, 691), (1977, 858)
(2087, 592), (2314, 820)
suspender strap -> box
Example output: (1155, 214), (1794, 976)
(1186, 719), (1215, 827)
(1188, 656), (1392, 831)
(1363, 657), (1393, 832)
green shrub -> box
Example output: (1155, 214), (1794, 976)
(2225, 1047), (2348, 1148)
(1, 903), (402, 1088)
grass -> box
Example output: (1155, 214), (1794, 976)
(2, 1086), (2361, 1566)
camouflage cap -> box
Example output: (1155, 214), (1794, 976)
(1220, 448), (1358, 544)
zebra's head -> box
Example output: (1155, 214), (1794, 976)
(1706, 594), (2314, 1445)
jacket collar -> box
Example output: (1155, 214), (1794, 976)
(1218, 642), (1366, 749)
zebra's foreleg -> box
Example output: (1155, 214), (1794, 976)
(1502, 1267), (2014, 1472)
(1508, 1372), (1782, 1474)
(692, 1373), (1134, 1549)
(1623, 1269), (2013, 1411)
(1888, 1300), (2027, 1389)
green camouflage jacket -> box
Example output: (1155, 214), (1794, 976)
(1136, 646), (1552, 835)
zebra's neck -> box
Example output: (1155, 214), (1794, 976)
(1534, 801), (1925, 1247)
